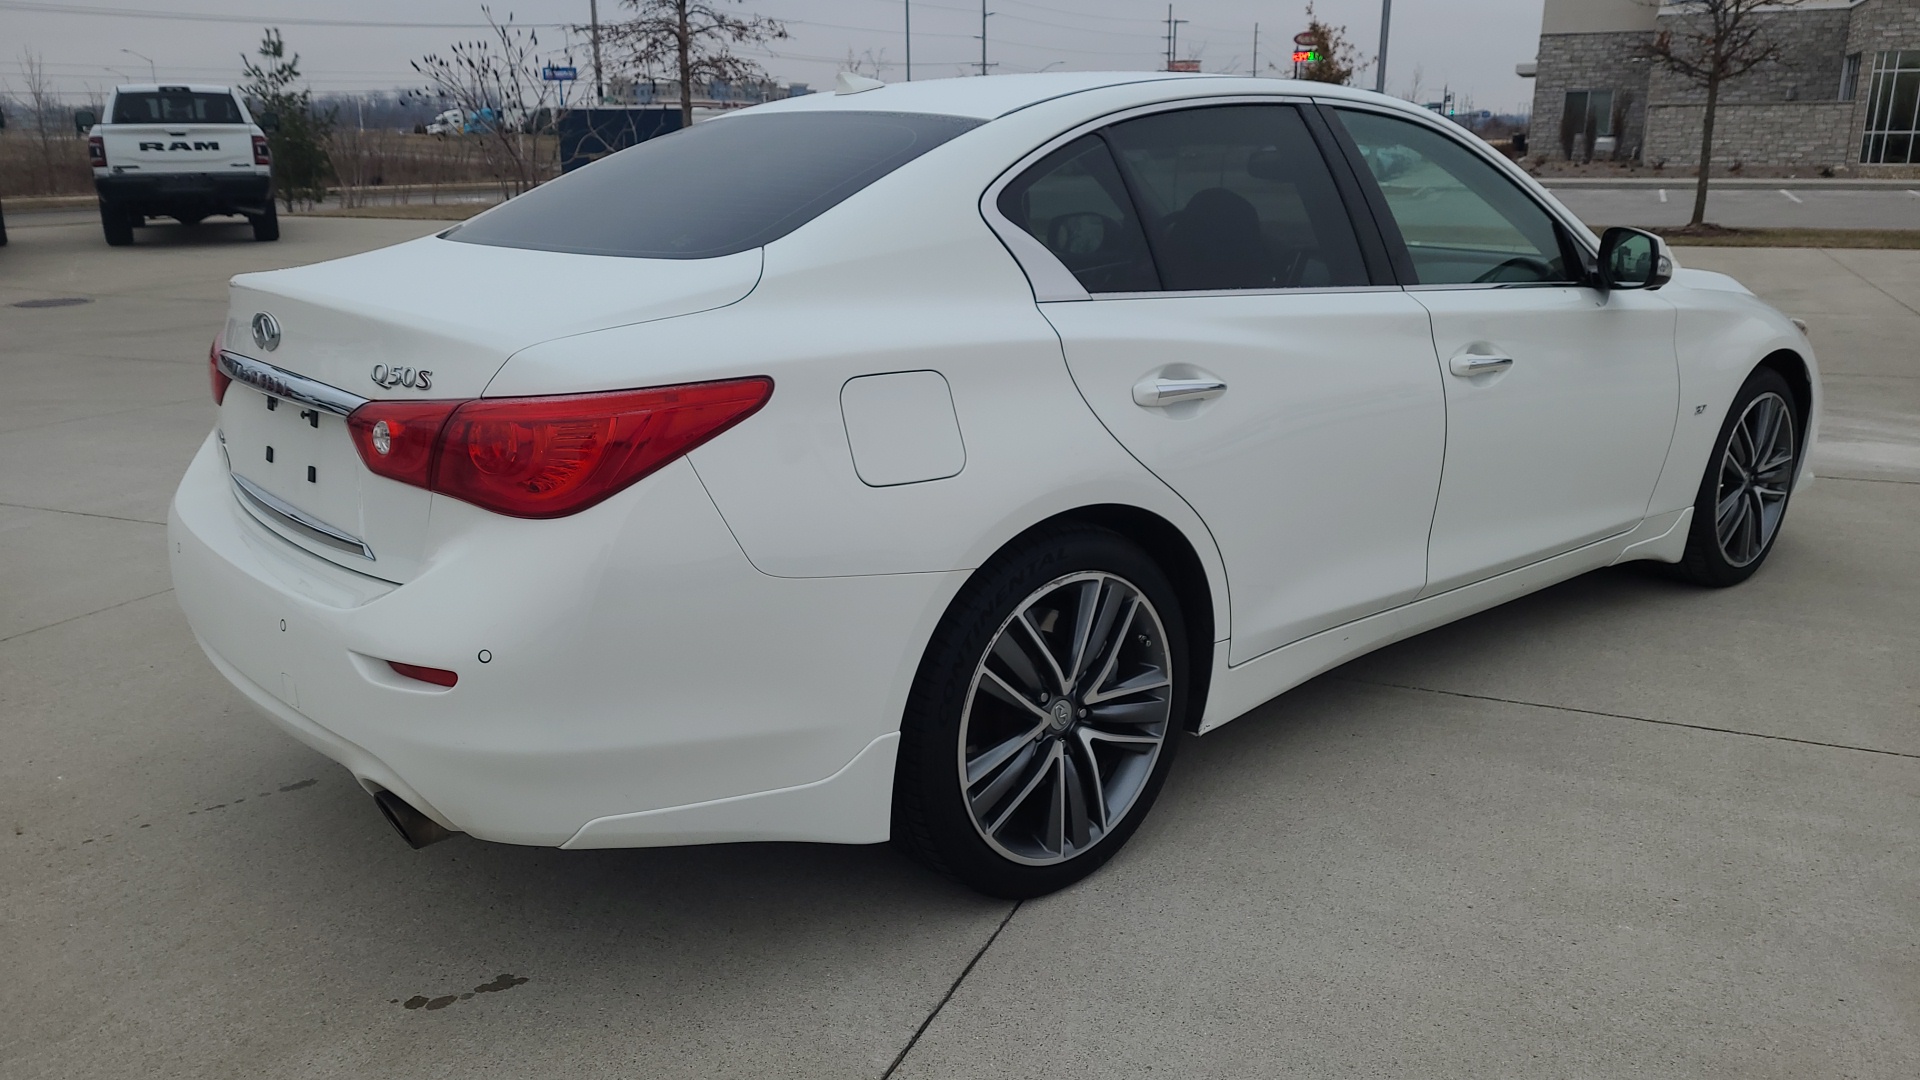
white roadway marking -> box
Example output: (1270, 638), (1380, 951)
(1659, 189), (1668, 203)
(1781, 189), (1805, 204)
(1910, 190), (1920, 198)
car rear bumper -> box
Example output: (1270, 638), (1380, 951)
(95, 172), (271, 214)
(167, 430), (959, 847)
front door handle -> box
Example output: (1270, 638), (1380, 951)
(1449, 353), (1514, 377)
(1134, 377), (1228, 408)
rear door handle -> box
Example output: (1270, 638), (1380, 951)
(1134, 378), (1228, 407)
(1449, 353), (1514, 377)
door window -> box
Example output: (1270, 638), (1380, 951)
(1336, 108), (1576, 287)
(1101, 105), (1370, 291)
(996, 135), (1160, 293)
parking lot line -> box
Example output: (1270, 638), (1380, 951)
(1781, 190), (1804, 204)
(1659, 189), (1668, 203)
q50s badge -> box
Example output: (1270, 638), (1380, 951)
(370, 365), (433, 391)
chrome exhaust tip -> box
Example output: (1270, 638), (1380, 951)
(373, 790), (453, 849)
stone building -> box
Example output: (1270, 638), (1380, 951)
(1523, 0), (1920, 171)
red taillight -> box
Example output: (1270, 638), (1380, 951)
(347, 399), (461, 487)
(252, 134), (271, 166)
(88, 135), (106, 167)
(388, 661), (458, 687)
(209, 333), (231, 405)
(345, 378), (772, 518)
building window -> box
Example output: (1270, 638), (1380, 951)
(1558, 89), (1616, 160)
(1840, 53), (1861, 102)
(1862, 51), (1920, 164)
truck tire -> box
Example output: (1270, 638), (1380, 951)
(250, 201), (279, 242)
(100, 202), (134, 246)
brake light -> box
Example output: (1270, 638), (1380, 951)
(252, 134), (271, 166)
(88, 135), (106, 167)
(209, 333), (230, 405)
(346, 378), (772, 518)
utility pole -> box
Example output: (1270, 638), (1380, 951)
(1252, 23), (1260, 76)
(1375, 0), (1392, 94)
(1164, 5), (1188, 71)
(589, 0), (604, 103)
(905, 1), (912, 81)
(977, 2), (993, 77)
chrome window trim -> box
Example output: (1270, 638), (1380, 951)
(231, 472), (376, 561)
(983, 91), (1372, 304)
(1311, 97), (1601, 286)
(219, 350), (369, 416)
(1055, 283), (1404, 304)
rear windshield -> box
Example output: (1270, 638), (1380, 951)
(112, 91), (244, 125)
(443, 111), (983, 260)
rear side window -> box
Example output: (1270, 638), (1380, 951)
(996, 135), (1160, 293)
(445, 111), (983, 260)
(1102, 105), (1370, 291)
(112, 92), (243, 124)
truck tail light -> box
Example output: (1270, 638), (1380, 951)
(252, 135), (271, 166)
(88, 136), (106, 167)
(346, 378), (772, 519)
(209, 334), (231, 405)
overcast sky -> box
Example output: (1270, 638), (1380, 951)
(1, 0), (1547, 115)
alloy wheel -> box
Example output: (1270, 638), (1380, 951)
(1714, 391), (1796, 568)
(958, 571), (1174, 866)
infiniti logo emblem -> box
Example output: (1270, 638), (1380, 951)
(250, 311), (282, 352)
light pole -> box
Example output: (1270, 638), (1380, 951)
(906, 1), (912, 81)
(121, 49), (155, 83)
(1374, 0), (1392, 94)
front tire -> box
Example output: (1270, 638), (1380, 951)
(1675, 367), (1802, 587)
(100, 201), (133, 246)
(893, 525), (1188, 899)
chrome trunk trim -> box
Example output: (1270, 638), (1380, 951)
(231, 473), (376, 561)
(219, 350), (368, 416)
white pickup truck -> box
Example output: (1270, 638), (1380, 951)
(80, 84), (278, 246)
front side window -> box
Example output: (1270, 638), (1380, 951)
(1101, 105), (1371, 291)
(996, 135), (1160, 293)
(446, 111), (982, 259)
(1336, 108), (1574, 287)
(1862, 51), (1920, 165)
(111, 92), (243, 124)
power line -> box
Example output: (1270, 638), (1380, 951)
(0, 1), (567, 30)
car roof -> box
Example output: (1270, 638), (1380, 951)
(743, 71), (1418, 121)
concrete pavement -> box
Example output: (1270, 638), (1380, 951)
(1548, 184), (1920, 231)
(2, 216), (1916, 1078)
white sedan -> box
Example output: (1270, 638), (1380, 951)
(169, 73), (1818, 898)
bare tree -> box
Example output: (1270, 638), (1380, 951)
(597, 1), (788, 128)
(1648, 0), (1808, 227)
(412, 7), (557, 196)
(1292, 3), (1362, 86)
(19, 50), (61, 193)
(842, 47), (892, 81)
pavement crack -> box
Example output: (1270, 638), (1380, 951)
(0, 500), (169, 525)
(1817, 249), (1920, 318)
(880, 901), (1022, 1079)
(1341, 678), (1920, 761)
(1820, 475), (1920, 487)
(0, 588), (175, 645)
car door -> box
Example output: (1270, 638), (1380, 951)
(995, 102), (1448, 665)
(1327, 105), (1680, 594)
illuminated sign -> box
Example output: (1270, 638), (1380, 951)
(1292, 50), (1322, 64)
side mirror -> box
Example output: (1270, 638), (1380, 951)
(256, 111), (280, 133)
(74, 109), (98, 133)
(1599, 226), (1673, 292)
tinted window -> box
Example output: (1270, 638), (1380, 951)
(996, 135), (1159, 293)
(446, 111), (982, 260)
(1335, 109), (1574, 286)
(112, 92), (243, 124)
(1102, 105), (1370, 291)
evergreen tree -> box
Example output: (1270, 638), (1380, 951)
(241, 29), (335, 209)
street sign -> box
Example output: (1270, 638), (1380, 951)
(1293, 31), (1315, 46)
(542, 66), (578, 82)
(1481, 110), (1493, 119)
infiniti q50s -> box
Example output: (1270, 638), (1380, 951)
(169, 73), (1818, 898)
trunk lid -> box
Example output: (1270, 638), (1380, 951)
(217, 236), (763, 582)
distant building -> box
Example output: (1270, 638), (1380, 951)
(1522, 0), (1920, 170)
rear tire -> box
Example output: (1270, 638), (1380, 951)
(250, 201), (279, 242)
(1674, 366), (1802, 587)
(100, 201), (133, 246)
(892, 525), (1188, 899)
